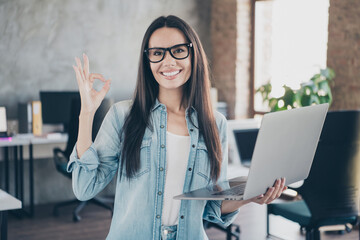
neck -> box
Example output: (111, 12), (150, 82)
(158, 88), (186, 113)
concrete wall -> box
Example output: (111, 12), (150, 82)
(0, 0), (211, 119)
(0, 0), (211, 205)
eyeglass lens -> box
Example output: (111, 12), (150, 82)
(147, 44), (189, 62)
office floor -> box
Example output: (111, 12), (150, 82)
(7, 202), (359, 240)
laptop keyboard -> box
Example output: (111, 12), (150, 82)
(212, 183), (246, 196)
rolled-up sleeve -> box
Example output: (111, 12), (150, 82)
(202, 112), (240, 227)
(67, 102), (129, 201)
(203, 200), (239, 227)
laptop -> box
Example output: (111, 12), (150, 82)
(174, 103), (329, 201)
(233, 128), (259, 167)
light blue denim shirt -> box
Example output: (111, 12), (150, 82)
(67, 100), (239, 240)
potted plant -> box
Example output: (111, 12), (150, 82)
(256, 67), (335, 112)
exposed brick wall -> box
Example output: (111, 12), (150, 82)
(235, 0), (252, 118)
(211, 0), (238, 119)
(327, 0), (360, 110)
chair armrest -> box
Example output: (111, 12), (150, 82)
(53, 148), (71, 176)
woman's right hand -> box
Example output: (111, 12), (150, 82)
(73, 54), (111, 115)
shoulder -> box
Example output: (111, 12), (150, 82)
(105, 100), (133, 129)
(112, 100), (133, 115)
(214, 110), (227, 130)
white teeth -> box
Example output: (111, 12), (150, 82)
(162, 70), (180, 77)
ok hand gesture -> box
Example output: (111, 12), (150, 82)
(73, 54), (111, 115)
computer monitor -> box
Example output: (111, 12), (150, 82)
(40, 91), (80, 132)
(233, 128), (259, 167)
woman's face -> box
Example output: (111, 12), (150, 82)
(147, 27), (192, 94)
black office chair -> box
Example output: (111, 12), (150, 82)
(267, 110), (360, 240)
(203, 220), (240, 240)
(53, 98), (114, 222)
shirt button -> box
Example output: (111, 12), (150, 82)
(188, 168), (192, 171)
(161, 144), (165, 148)
(190, 129), (194, 132)
(180, 215), (184, 219)
(156, 215), (160, 219)
(192, 144), (195, 148)
(160, 125), (164, 128)
(160, 167), (164, 171)
(158, 191), (162, 195)
(162, 106), (165, 110)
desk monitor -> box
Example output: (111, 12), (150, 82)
(233, 128), (259, 167)
(40, 91), (80, 133)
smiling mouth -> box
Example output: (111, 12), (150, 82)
(161, 70), (181, 77)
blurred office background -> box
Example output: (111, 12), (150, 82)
(0, 0), (360, 239)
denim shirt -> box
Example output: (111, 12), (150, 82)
(67, 100), (239, 240)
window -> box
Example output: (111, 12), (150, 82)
(253, 0), (330, 114)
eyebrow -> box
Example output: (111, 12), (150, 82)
(147, 43), (188, 49)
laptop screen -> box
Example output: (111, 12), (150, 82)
(233, 128), (259, 164)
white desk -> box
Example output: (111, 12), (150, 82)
(0, 189), (21, 240)
(0, 134), (67, 217)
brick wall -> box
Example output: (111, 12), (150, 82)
(327, 0), (360, 110)
(211, 0), (238, 119)
(211, 0), (252, 119)
(235, 0), (252, 118)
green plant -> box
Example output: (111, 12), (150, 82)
(256, 67), (335, 112)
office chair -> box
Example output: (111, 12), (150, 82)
(266, 110), (360, 240)
(53, 98), (114, 222)
(203, 220), (240, 240)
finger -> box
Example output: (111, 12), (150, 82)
(75, 57), (85, 80)
(89, 73), (106, 83)
(259, 187), (275, 204)
(254, 187), (274, 205)
(266, 179), (282, 203)
(73, 66), (83, 87)
(98, 79), (111, 100)
(276, 178), (286, 198)
(89, 73), (106, 90)
(83, 53), (90, 80)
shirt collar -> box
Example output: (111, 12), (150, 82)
(151, 98), (197, 114)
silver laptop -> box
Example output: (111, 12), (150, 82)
(174, 103), (329, 201)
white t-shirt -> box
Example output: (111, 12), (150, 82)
(161, 131), (191, 226)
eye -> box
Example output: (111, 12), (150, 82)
(152, 50), (163, 56)
(173, 48), (185, 54)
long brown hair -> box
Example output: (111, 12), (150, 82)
(120, 15), (222, 181)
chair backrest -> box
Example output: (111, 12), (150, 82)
(63, 98), (113, 159)
(298, 110), (360, 221)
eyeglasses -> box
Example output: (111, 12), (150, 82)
(144, 43), (193, 63)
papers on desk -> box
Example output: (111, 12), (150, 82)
(0, 189), (22, 211)
(45, 133), (63, 140)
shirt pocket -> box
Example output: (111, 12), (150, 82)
(194, 140), (211, 185)
(121, 137), (152, 179)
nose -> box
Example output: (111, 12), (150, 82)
(162, 50), (176, 66)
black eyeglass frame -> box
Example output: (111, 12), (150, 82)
(144, 43), (193, 63)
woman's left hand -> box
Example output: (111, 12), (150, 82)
(248, 177), (287, 205)
(221, 178), (287, 214)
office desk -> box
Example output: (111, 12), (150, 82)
(0, 134), (67, 217)
(0, 189), (21, 240)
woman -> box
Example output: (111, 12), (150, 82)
(68, 15), (286, 240)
